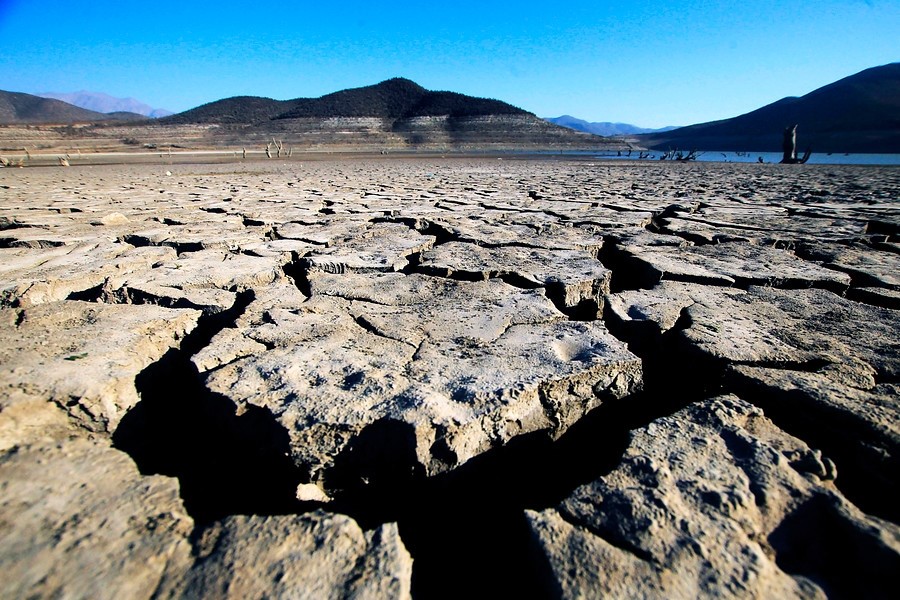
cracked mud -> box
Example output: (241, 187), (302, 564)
(1, 158), (898, 599)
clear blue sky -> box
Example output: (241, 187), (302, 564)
(1, 0), (897, 128)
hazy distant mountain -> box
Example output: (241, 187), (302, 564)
(544, 115), (678, 136)
(639, 62), (900, 153)
(0, 90), (122, 123)
(165, 78), (530, 124)
(0, 90), (151, 124)
(39, 91), (173, 118)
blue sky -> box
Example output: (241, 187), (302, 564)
(0, 0), (897, 128)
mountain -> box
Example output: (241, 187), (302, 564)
(39, 91), (173, 118)
(0, 90), (144, 124)
(155, 78), (606, 150)
(154, 78), (610, 151)
(1, 79), (625, 152)
(544, 116), (679, 136)
(276, 78), (529, 119)
(163, 96), (301, 125)
(164, 78), (530, 124)
(639, 63), (900, 153)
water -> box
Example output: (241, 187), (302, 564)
(593, 150), (900, 165)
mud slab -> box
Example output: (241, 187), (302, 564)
(1, 158), (898, 598)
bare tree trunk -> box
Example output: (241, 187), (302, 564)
(781, 125), (812, 164)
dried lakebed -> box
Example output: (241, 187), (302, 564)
(1, 158), (898, 599)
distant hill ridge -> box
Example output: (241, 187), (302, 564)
(639, 62), (900, 153)
(544, 115), (679, 136)
(38, 91), (173, 118)
(0, 79), (614, 151)
(164, 78), (530, 125)
(0, 90), (147, 124)
(164, 96), (298, 125)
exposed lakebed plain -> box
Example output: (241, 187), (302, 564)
(1, 157), (898, 598)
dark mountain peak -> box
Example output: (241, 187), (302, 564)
(370, 77), (428, 95)
(275, 78), (528, 121)
(802, 62), (900, 107)
(279, 78), (431, 119)
(640, 62), (900, 153)
(159, 78), (529, 124)
(822, 62), (900, 86)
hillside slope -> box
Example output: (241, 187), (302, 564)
(163, 78), (530, 124)
(162, 96), (301, 125)
(0, 90), (115, 124)
(153, 78), (609, 150)
(639, 63), (900, 153)
(1, 79), (622, 152)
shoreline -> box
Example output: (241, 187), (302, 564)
(3, 148), (899, 168)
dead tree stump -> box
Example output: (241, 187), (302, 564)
(781, 124), (812, 164)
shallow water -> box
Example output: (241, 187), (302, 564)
(593, 150), (900, 165)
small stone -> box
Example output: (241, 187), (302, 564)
(296, 483), (331, 503)
(99, 212), (130, 225)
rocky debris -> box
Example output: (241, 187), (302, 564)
(0, 300), (200, 432)
(419, 241), (610, 316)
(162, 513), (412, 599)
(200, 274), (641, 492)
(0, 438), (195, 600)
(527, 396), (900, 599)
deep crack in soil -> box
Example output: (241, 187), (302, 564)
(113, 290), (311, 525)
(100, 173), (899, 598)
(110, 260), (716, 598)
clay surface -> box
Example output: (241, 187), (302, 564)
(1, 158), (897, 597)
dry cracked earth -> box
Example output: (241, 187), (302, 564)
(1, 157), (898, 599)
